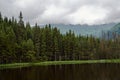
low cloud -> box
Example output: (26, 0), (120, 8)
(0, 0), (120, 25)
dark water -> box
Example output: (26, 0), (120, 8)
(0, 63), (120, 80)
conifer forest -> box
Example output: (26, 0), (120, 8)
(0, 12), (120, 64)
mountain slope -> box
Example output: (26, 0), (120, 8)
(40, 23), (116, 37)
(110, 23), (120, 34)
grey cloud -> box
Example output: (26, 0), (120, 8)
(0, 0), (120, 25)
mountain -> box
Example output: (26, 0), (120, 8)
(40, 23), (116, 37)
(110, 23), (120, 34)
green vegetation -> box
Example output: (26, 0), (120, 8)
(1, 59), (120, 69)
(0, 12), (120, 64)
(33, 59), (120, 65)
(0, 63), (32, 69)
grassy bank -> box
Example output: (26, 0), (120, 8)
(0, 59), (120, 69)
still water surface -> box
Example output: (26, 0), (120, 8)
(0, 63), (120, 80)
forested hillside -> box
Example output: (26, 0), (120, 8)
(0, 12), (120, 64)
(110, 23), (120, 34)
(39, 23), (116, 37)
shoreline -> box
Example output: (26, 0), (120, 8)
(0, 59), (120, 69)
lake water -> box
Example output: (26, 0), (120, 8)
(0, 63), (120, 80)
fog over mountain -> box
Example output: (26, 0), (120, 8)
(40, 23), (117, 37)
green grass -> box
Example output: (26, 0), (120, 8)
(0, 59), (120, 69)
(0, 63), (32, 69)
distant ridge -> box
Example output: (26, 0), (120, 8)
(110, 23), (120, 34)
(39, 23), (117, 37)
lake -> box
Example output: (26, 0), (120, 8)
(0, 63), (120, 80)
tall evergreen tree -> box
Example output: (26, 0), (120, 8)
(33, 23), (40, 59)
(16, 11), (26, 43)
(0, 12), (3, 23)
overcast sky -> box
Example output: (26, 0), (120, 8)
(0, 0), (120, 25)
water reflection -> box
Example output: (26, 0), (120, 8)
(0, 63), (120, 80)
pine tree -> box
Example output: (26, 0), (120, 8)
(33, 23), (40, 59)
(0, 12), (3, 23)
(26, 22), (32, 39)
(16, 11), (26, 44)
(18, 11), (24, 27)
